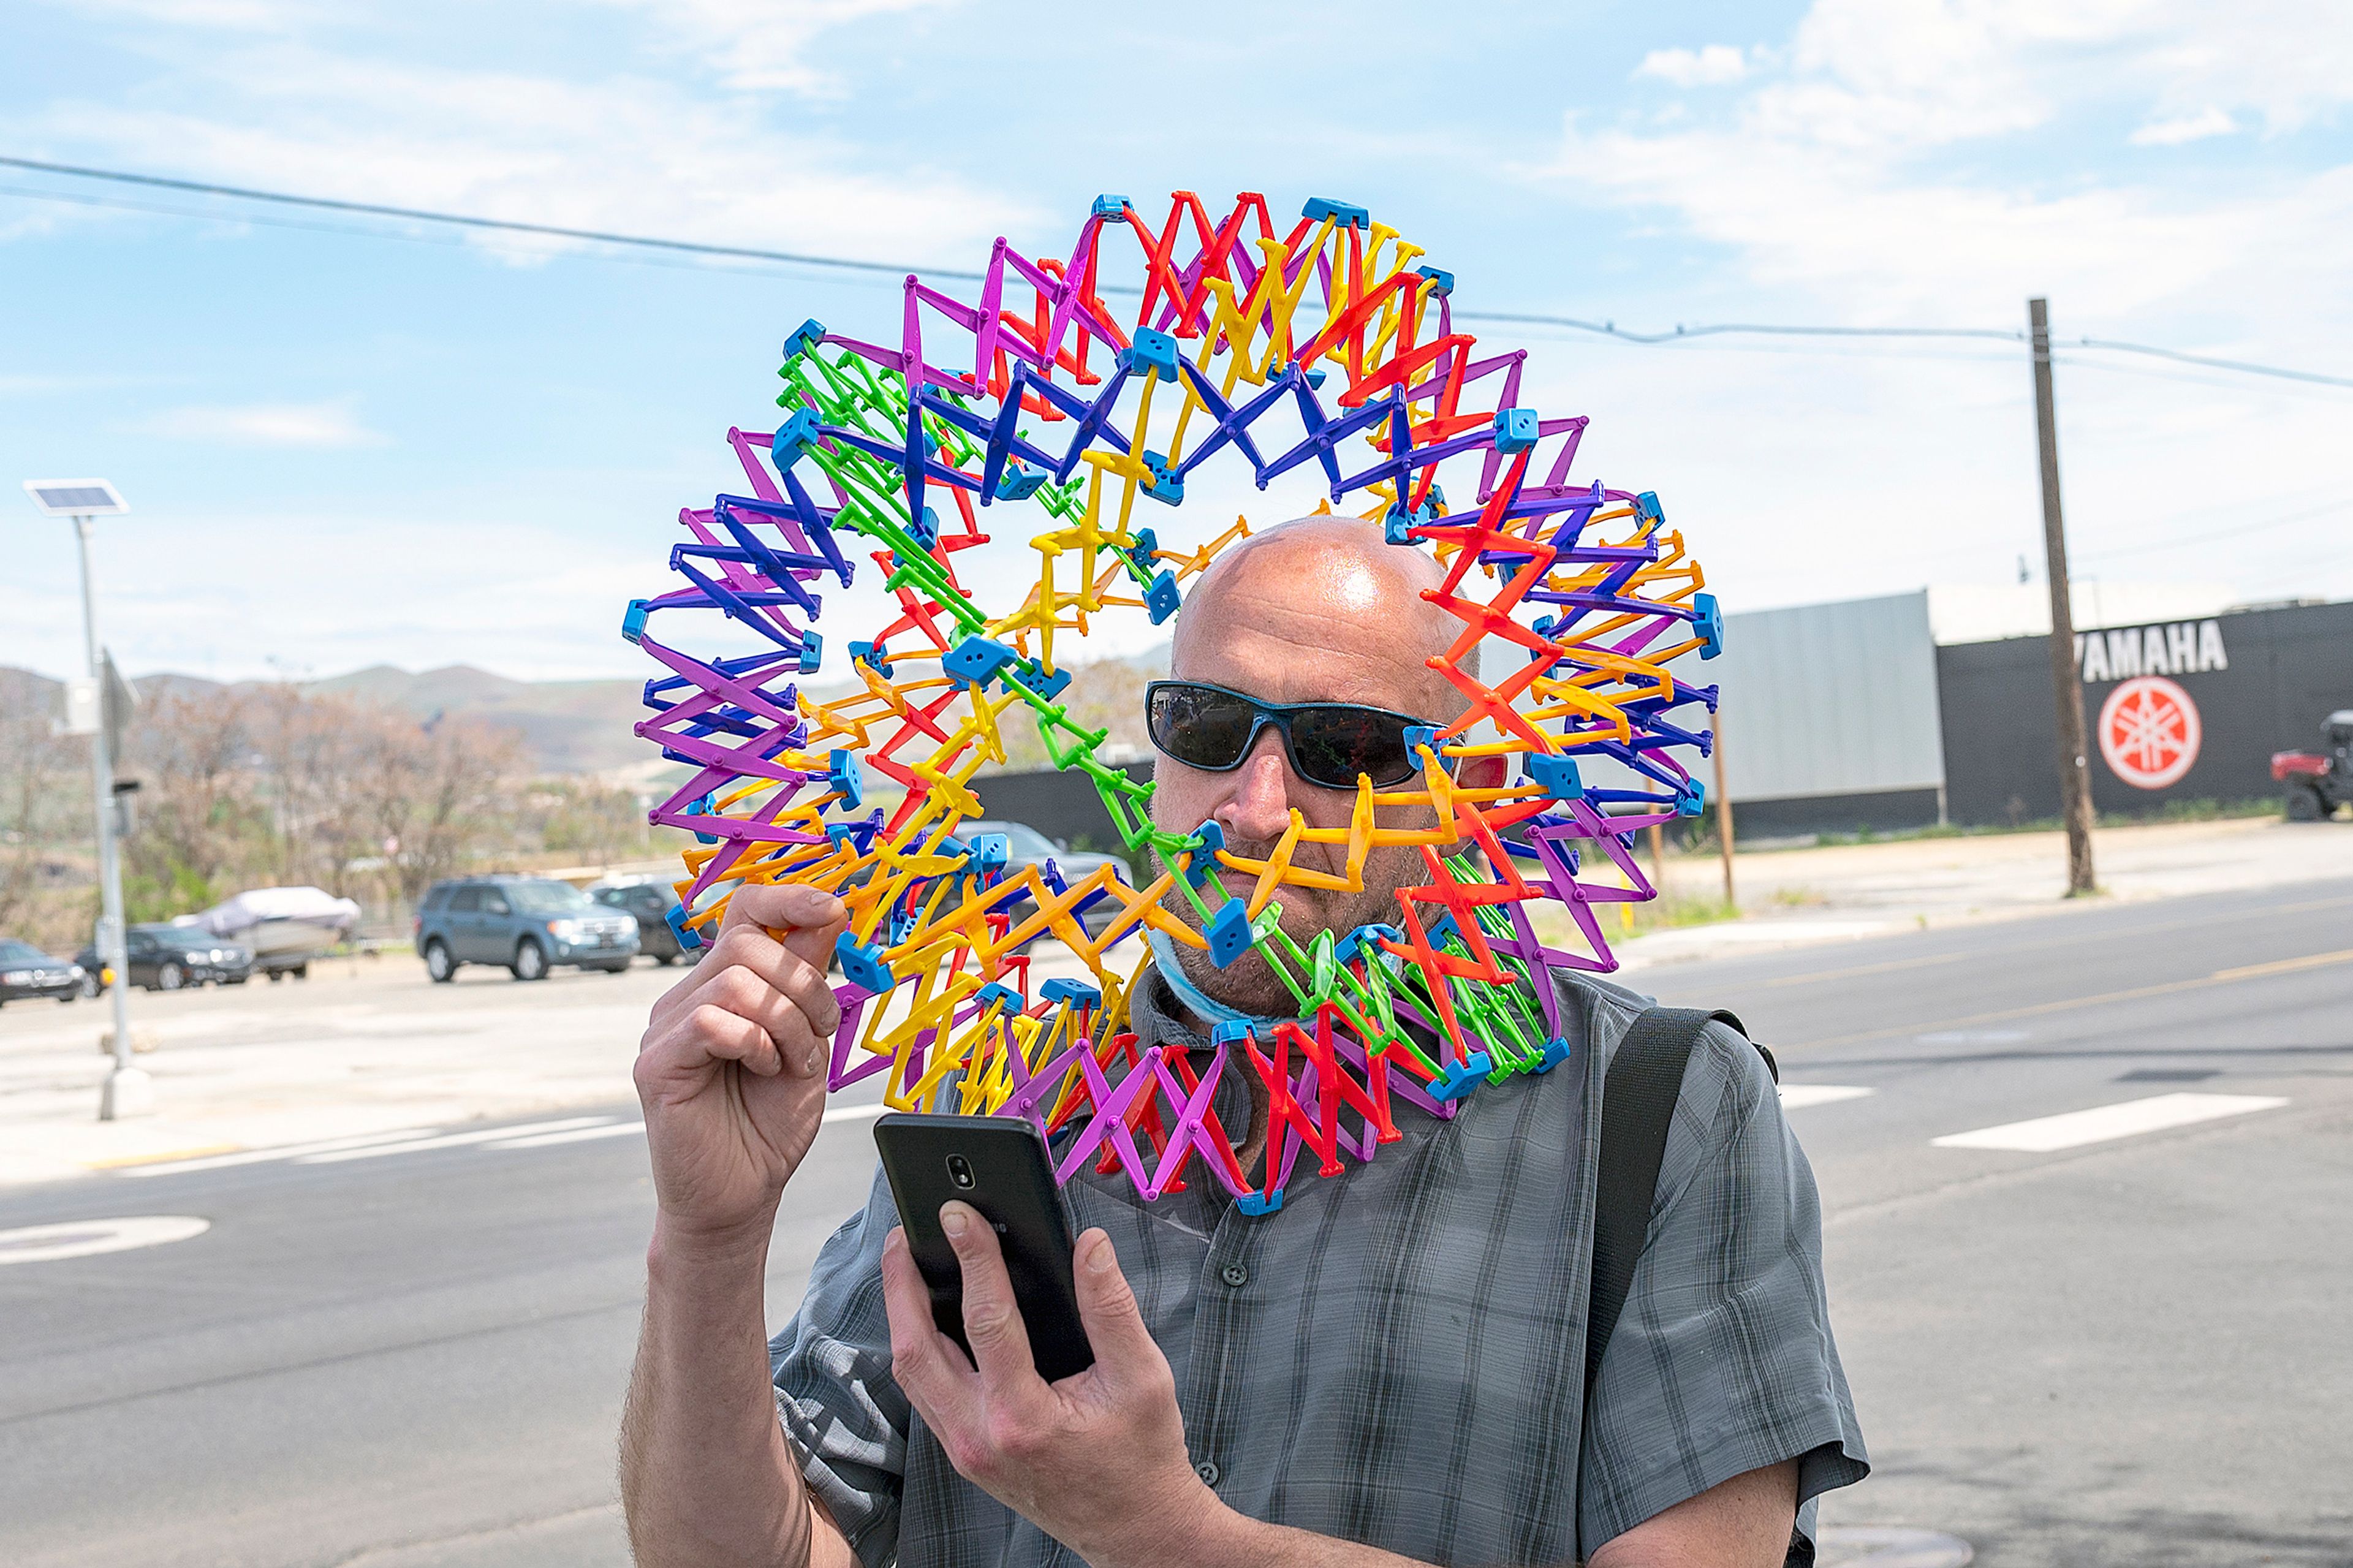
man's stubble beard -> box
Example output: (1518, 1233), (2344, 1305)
(1152, 843), (1423, 1019)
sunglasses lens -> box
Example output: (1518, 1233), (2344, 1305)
(1290, 706), (1415, 789)
(1149, 684), (1260, 770)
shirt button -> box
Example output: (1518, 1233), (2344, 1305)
(1194, 1459), (1221, 1487)
(1220, 1263), (1249, 1289)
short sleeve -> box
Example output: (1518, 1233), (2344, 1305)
(1578, 1020), (1871, 1554)
(770, 1162), (909, 1568)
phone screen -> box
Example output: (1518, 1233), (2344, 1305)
(873, 1113), (1097, 1382)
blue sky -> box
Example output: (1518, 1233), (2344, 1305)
(4, 0), (2350, 684)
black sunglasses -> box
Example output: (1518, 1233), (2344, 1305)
(1143, 680), (1446, 790)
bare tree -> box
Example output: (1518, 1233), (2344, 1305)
(0, 672), (80, 939)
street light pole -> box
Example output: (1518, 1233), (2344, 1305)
(72, 513), (149, 1118)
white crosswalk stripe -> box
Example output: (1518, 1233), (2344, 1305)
(298, 1117), (613, 1163)
(1933, 1092), (2288, 1153)
(119, 1129), (450, 1176)
(1778, 1085), (1874, 1110)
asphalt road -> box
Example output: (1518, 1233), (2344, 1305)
(3, 878), (2349, 1567)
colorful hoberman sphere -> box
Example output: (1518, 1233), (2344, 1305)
(626, 192), (1724, 1213)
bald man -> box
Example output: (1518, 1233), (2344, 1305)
(621, 519), (1866, 1568)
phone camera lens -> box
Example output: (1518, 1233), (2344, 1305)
(947, 1154), (976, 1189)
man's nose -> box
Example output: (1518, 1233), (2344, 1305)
(1215, 729), (1296, 844)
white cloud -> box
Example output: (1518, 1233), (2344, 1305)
(1634, 45), (1749, 88)
(28, 39), (1033, 273)
(597, 0), (951, 96)
(2129, 105), (2235, 145)
(151, 398), (387, 447)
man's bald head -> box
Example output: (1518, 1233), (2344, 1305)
(1171, 515), (1472, 719)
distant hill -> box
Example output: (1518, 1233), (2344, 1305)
(2, 641), (1172, 784)
(1, 662), (651, 780)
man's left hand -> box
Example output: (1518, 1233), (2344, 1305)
(880, 1203), (1224, 1568)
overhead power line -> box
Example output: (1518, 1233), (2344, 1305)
(5, 152), (2351, 390)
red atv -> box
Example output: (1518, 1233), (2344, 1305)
(2272, 710), (2353, 820)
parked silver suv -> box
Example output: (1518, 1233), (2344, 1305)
(414, 875), (638, 982)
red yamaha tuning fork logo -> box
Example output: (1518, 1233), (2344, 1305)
(2097, 675), (2202, 790)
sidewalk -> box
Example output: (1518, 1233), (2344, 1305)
(1619, 814), (2353, 968)
(7, 817), (2349, 1191)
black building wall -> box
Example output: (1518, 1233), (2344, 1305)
(1936, 600), (2353, 826)
(968, 759), (1154, 855)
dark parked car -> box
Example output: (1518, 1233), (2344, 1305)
(591, 881), (686, 964)
(76, 925), (256, 993)
(0, 938), (86, 1007)
(415, 875), (639, 982)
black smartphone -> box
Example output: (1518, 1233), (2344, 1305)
(873, 1113), (1097, 1383)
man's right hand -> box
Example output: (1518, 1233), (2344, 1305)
(634, 882), (850, 1246)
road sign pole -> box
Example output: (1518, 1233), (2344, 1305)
(75, 513), (148, 1118)
(2028, 298), (2098, 896)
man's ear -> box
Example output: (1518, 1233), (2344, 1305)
(1459, 754), (1509, 792)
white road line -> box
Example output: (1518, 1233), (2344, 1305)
(822, 1103), (892, 1124)
(298, 1117), (613, 1163)
(0, 1216), (210, 1265)
(1932, 1093), (2288, 1153)
(1778, 1085), (1875, 1110)
(118, 1128), (445, 1177)
(487, 1122), (646, 1149)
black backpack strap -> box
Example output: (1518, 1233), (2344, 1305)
(1585, 1006), (1797, 1564)
(1585, 1007), (1763, 1403)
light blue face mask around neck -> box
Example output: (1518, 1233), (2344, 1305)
(1146, 926), (1286, 1030)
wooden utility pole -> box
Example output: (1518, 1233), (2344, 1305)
(2028, 298), (2098, 895)
(1711, 708), (1735, 907)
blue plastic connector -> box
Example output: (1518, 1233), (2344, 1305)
(1536, 1037), (1574, 1074)
(1675, 776), (1708, 817)
(1525, 753), (1585, 803)
(1634, 490), (1664, 523)
(942, 635), (1020, 687)
(825, 748), (862, 809)
(796, 631), (822, 675)
(1335, 922), (1401, 966)
(782, 318), (827, 361)
(834, 933), (895, 994)
(967, 832), (1010, 874)
(1041, 979), (1102, 1008)
(907, 506), (939, 548)
(1693, 591), (1724, 659)
(1236, 1189), (1284, 1216)
(621, 598), (651, 645)
(684, 794), (718, 844)
(1415, 265), (1454, 297)
(996, 460), (1047, 501)
(1302, 196), (1370, 229)
(1123, 327), (1180, 382)
(665, 905), (703, 952)
(1139, 450), (1184, 506)
(849, 640), (893, 678)
(1091, 194), (1129, 219)
(1210, 1018), (1257, 1048)
(1145, 569), (1182, 625)
(1303, 366), (1327, 390)
(887, 906), (917, 945)
(1206, 900), (1254, 968)
(1493, 407), (1540, 454)
(1431, 1051), (1495, 1102)
(1126, 525), (1160, 574)
(975, 981), (1023, 1015)
(1402, 725), (1439, 772)
(1181, 820), (1226, 887)
(1424, 909), (1462, 952)
(770, 407), (822, 470)
(1013, 657), (1073, 702)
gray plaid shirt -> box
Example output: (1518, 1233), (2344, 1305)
(771, 966), (1868, 1566)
